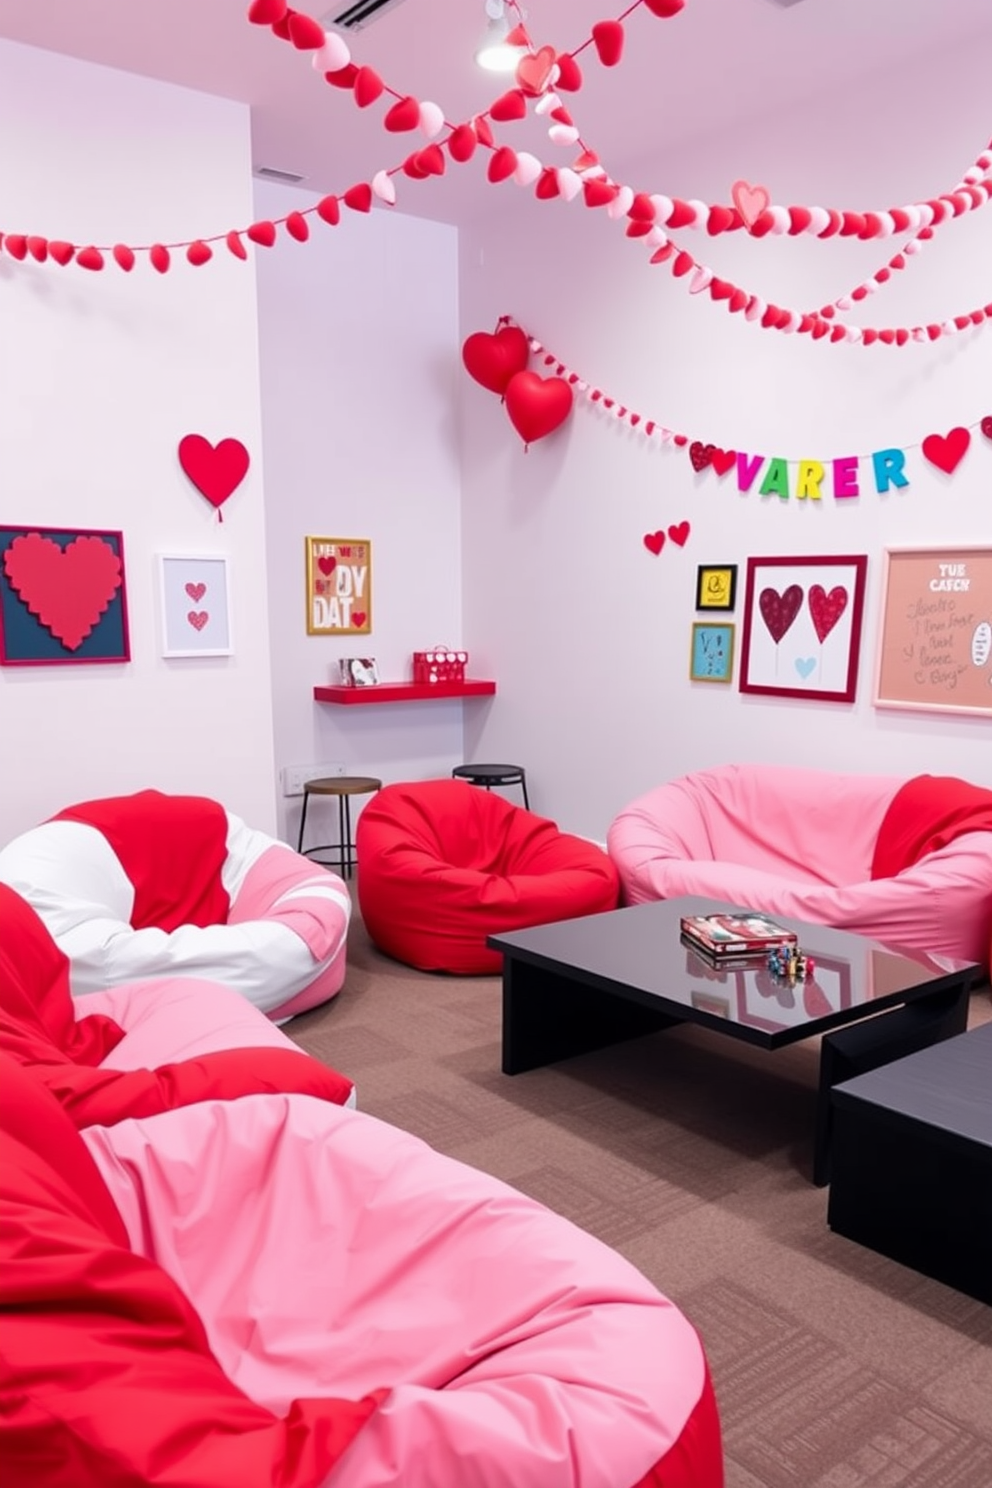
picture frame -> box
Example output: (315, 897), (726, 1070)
(689, 622), (735, 684)
(739, 554), (868, 703)
(158, 553), (232, 658)
(0, 525), (130, 666)
(340, 656), (379, 686)
(695, 564), (737, 612)
(873, 545), (992, 717)
(306, 537), (372, 637)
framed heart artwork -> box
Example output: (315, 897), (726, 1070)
(305, 536), (372, 637)
(0, 525), (130, 665)
(738, 554), (868, 703)
(158, 554), (232, 658)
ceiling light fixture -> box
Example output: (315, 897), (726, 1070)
(475, 0), (527, 74)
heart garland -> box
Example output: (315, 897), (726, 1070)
(178, 434), (251, 520)
(921, 426), (971, 474)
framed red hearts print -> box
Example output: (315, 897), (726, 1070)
(158, 554), (232, 658)
(305, 536), (372, 636)
(739, 554), (868, 703)
(0, 525), (130, 665)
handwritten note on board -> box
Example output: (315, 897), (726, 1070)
(874, 546), (992, 716)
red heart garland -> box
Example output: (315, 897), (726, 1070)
(150, 244), (171, 274)
(178, 435), (250, 517)
(689, 441), (713, 472)
(591, 20), (625, 66)
(504, 372), (573, 447)
(447, 124), (477, 163)
(644, 0), (685, 14)
(384, 95), (421, 131)
(668, 521), (691, 547)
(981, 417), (992, 440)
(317, 195), (340, 225)
(487, 148), (518, 184)
(325, 63), (358, 88)
(555, 53), (583, 91)
(583, 178), (617, 209)
(415, 144), (446, 177)
(353, 66), (385, 107)
(462, 326), (530, 395)
(490, 89), (527, 122)
(247, 0), (287, 22)
(516, 45), (557, 97)
(921, 426), (971, 475)
(49, 241), (75, 266)
(287, 12), (325, 48)
(247, 220), (277, 247)
(3, 533), (122, 651)
(76, 246), (105, 272)
(710, 448), (736, 476)
(186, 240), (213, 266)
(344, 183), (373, 213)
(643, 531), (665, 555)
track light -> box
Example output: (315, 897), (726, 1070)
(475, 0), (526, 73)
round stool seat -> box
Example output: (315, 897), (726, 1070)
(451, 763), (529, 809)
(305, 776), (383, 797)
(297, 776), (382, 878)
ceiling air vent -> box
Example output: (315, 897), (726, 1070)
(320, 0), (410, 33)
(255, 166), (307, 184)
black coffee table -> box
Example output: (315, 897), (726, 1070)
(488, 896), (981, 1184)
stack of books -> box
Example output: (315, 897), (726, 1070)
(680, 910), (798, 967)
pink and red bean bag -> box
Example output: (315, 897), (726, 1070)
(356, 779), (621, 974)
(0, 789), (352, 1020)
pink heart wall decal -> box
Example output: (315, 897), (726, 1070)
(808, 584), (848, 643)
(759, 584), (803, 644)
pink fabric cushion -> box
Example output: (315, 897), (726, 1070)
(608, 763), (992, 965)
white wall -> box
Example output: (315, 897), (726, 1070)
(0, 40), (277, 840)
(458, 40), (992, 841)
(252, 179), (466, 843)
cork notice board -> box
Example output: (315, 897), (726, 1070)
(874, 546), (992, 716)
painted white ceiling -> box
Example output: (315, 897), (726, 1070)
(0, 0), (990, 224)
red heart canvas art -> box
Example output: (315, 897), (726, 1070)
(0, 527), (130, 665)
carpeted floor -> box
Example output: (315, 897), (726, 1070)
(289, 911), (992, 1488)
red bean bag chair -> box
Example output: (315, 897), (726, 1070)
(356, 779), (621, 974)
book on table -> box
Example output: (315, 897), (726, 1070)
(679, 911), (798, 959)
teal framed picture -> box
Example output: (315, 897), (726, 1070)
(689, 621), (735, 683)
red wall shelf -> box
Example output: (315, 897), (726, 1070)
(313, 679), (497, 706)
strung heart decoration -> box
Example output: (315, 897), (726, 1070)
(353, 66), (384, 107)
(808, 584), (849, 644)
(643, 531), (666, 555)
(248, 0), (287, 23)
(187, 611), (210, 632)
(490, 89), (527, 122)
(461, 326), (530, 396)
(644, 0), (686, 14)
(343, 183), (373, 213)
(287, 12), (326, 48)
(516, 45), (557, 97)
(384, 95), (420, 131)
(981, 417), (992, 440)
(3, 533), (122, 651)
(731, 178), (771, 229)
(668, 521), (691, 547)
(921, 426), (970, 475)
(185, 582), (206, 603)
(591, 20), (625, 66)
(448, 124), (477, 163)
(760, 585), (803, 644)
(689, 441), (714, 472)
(178, 434), (250, 519)
(710, 448), (736, 477)
(555, 52), (583, 91)
(504, 371), (573, 447)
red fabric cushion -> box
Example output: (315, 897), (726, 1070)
(0, 1052), (383, 1488)
(51, 789), (231, 931)
(871, 774), (992, 880)
(356, 779), (620, 974)
(631, 1361), (725, 1487)
(0, 884), (354, 1124)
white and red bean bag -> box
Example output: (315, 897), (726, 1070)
(608, 764), (992, 968)
(356, 779), (621, 974)
(0, 790), (351, 1021)
(1, 1044), (724, 1488)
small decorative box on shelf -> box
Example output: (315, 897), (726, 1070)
(313, 679), (496, 706)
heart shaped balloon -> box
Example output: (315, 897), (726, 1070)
(461, 326), (530, 396)
(504, 371), (574, 447)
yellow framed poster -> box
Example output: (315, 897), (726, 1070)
(305, 536), (372, 637)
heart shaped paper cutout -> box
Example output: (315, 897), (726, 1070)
(644, 531), (665, 555)
(462, 326), (530, 396)
(921, 426), (970, 475)
(981, 416), (992, 441)
(178, 435), (250, 511)
(795, 657), (816, 679)
(731, 179), (770, 228)
(504, 371), (573, 446)
(516, 45), (557, 96)
(668, 521), (691, 547)
(352, 611), (367, 629)
(185, 582), (206, 602)
(808, 584), (848, 643)
(3, 533), (122, 651)
(317, 556), (337, 576)
(710, 448), (736, 477)
(759, 584), (803, 644)
(187, 611), (209, 632)
(689, 441), (713, 472)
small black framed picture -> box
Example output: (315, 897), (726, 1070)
(695, 564), (737, 612)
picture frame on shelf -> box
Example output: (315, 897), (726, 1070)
(340, 656), (379, 686)
(305, 536), (372, 637)
(158, 554), (232, 658)
(0, 525), (130, 666)
(695, 563), (737, 612)
(689, 621), (735, 684)
(738, 554), (868, 703)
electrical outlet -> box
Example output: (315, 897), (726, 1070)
(282, 763), (347, 796)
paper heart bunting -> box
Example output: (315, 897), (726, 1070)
(178, 434), (250, 519)
(921, 426), (970, 475)
(981, 417), (992, 441)
(808, 584), (848, 644)
(462, 326), (530, 396)
(3, 533), (122, 651)
(689, 441), (714, 472)
(759, 584), (803, 644)
(710, 448), (736, 477)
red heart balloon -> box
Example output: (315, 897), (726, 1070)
(178, 435), (251, 512)
(504, 372), (573, 447)
(461, 327), (530, 396)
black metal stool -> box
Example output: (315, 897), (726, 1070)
(451, 763), (529, 809)
(296, 775), (382, 878)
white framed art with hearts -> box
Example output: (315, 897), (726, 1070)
(158, 553), (232, 659)
(738, 554), (868, 703)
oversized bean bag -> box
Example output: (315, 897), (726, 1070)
(356, 779), (621, 974)
(0, 1046), (723, 1488)
(0, 789), (352, 1020)
(608, 763), (992, 968)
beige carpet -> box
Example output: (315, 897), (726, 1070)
(289, 914), (992, 1488)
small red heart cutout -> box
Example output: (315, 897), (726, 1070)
(921, 426), (970, 475)
(516, 45), (557, 97)
(352, 611), (367, 629)
(185, 582), (206, 602)
(981, 417), (992, 440)
(487, 147), (518, 184)
(689, 441), (713, 472)
(555, 52), (583, 90)
(49, 241), (75, 266)
(416, 144), (446, 177)
(317, 556), (337, 576)
(247, 220), (277, 248)
(384, 95), (421, 131)
(643, 531), (666, 555)
(668, 521), (691, 547)
(583, 179), (617, 209)
(187, 611), (210, 632)
(710, 448), (736, 477)
(247, 0), (287, 22)
(178, 434), (250, 512)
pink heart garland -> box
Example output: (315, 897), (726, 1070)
(808, 584), (848, 643)
(921, 426), (970, 475)
(731, 179), (770, 228)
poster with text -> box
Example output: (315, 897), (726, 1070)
(305, 537), (372, 637)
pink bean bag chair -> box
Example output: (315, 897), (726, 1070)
(0, 789), (352, 1021)
(608, 764), (992, 969)
(356, 779), (621, 974)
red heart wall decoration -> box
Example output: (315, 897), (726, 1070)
(710, 448), (736, 477)
(667, 521), (691, 547)
(759, 585), (803, 644)
(504, 371), (573, 447)
(178, 434), (250, 517)
(921, 426), (970, 475)
(644, 531), (665, 555)
(3, 533), (122, 651)
(981, 417), (992, 441)
(808, 584), (849, 643)
(689, 441), (714, 472)
(461, 326), (530, 396)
